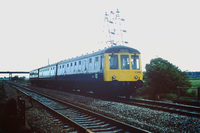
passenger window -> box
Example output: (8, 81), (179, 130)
(121, 55), (130, 70)
(89, 58), (92, 63)
(109, 55), (118, 69)
(131, 55), (140, 70)
(95, 57), (99, 62)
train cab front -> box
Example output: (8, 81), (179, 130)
(103, 46), (143, 97)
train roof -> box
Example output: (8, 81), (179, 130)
(30, 45), (140, 71)
(105, 45), (140, 54)
(59, 45), (140, 64)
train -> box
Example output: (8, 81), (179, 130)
(30, 45), (143, 98)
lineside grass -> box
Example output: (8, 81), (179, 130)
(190, 79), (200, 87)
(187, 79), (200, 96)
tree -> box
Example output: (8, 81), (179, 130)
(144, 58), (191, 99)
(11, 76), (19, 81)
(11, 76), (25, 82)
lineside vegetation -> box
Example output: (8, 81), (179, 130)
(137, 57), (191, 100)
(187, 79), (200, 96)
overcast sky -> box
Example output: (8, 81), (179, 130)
(0, 0), (200, 77)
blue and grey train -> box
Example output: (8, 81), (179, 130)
(30, 45), (143, 97)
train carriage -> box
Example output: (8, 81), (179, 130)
(30, 45), (143, 97)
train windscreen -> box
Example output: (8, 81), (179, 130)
(131, 55), (140, 70)
(120, 55), (130, 70)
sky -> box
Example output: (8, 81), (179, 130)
(0, 0), (200, 77)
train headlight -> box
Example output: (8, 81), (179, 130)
(134, 75), (138, 79)
(112, 75), (116, 80)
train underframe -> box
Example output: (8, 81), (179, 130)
(30, 78), (143, 98)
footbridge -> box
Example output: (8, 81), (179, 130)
(0, 71), (29, 79)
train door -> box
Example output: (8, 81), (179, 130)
(94, 56), (99, 72)
(100, 55), (104, 72)
(70, 62), (73, 74)
(78, 61), (81, 72)
(82, 60), (87, 73)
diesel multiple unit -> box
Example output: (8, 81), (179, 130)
(30, 45), (143, 97)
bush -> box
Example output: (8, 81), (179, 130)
(143, 58), (191, 100)
(159, 93), (177, 100)
(187, 89), (197, 97)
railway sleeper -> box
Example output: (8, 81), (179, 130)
(62, 112), (81, 116)
(86, 123), (110, 129)
(77, 119), (101, 124)
(73, 117), (96, 122)
(69, 116), (92, 120)
(81, 121), (105, 126)
(78, 114), (89, 117)
(90, 126), (118, 132)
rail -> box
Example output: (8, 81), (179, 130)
(116, 97), (200, 118)
(8, 82), (150, 133)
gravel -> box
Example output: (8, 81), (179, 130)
(4, 83), (200, 132)
(3, 83), (77, 133)
(33, 87), (200, 133)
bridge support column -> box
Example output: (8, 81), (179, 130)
(9, 73), (12, 80)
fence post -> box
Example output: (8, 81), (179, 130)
(198, 87), (200, 102)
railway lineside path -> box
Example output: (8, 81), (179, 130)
(8, 82), (150, 133)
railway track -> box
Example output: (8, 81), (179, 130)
(19, 82), (200, 118)
(8, 82), (150, 133)
(15, 82), (200, 118)
(117, 97), (200, 118)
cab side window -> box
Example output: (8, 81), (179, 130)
(109, 55), (118, 69)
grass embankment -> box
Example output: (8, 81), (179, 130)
(188, 79), (200, 96)
(190, 79), (200, 87)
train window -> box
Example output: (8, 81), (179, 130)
(79, 61), (81, 65)
(75, 62), (77, 66)
(71, 63), (73, 66)
(67, 64), (69, 67)
(121, 55), (130, 70)
(131, 55), (140, 70)
(95, 57), (99, 62)
(89, 58), (92, 63)
(109, 55), (118, 69)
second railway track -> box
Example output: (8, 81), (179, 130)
(9, 82), (150, 133)
(116, 97), (200, 118)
